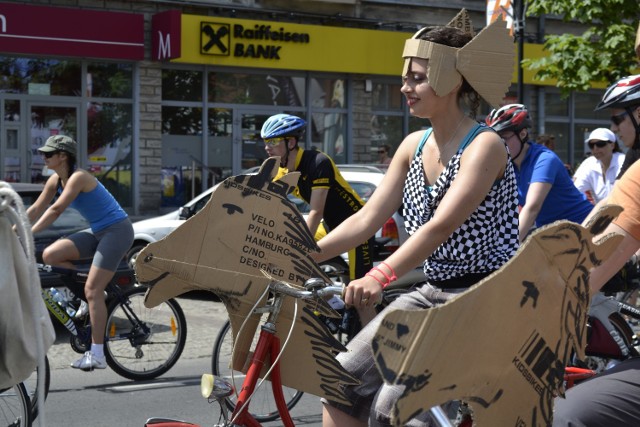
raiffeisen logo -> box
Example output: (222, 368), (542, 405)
(200, 21), (311, 59)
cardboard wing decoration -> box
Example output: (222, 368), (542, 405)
(371, 205), (623, 426)
(135, 157), (357, 404)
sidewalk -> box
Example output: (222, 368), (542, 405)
(46, 295), (228, 369)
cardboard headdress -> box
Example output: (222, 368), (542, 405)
(402, 8), (515, 107)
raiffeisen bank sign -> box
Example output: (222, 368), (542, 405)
(153, 12), (410, 75)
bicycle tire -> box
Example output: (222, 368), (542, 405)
(211, 319), (304, 422)
(0, 383), (32, 427)
(24, 355), (50, 421)
(104, 286), (187, 381)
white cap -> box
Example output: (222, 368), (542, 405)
(586, 128), (616, 143)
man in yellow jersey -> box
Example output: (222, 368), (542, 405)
(261, 113), (376, 328)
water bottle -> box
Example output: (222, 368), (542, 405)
(49, 287), (77, 317)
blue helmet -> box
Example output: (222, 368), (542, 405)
(261, 114), (306, 139)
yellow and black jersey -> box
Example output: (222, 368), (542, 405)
(286, 148), (364, 231)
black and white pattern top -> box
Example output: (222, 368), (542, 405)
(402, 123), (519, 283)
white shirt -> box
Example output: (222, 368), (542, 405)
(573, 152), (625, 203)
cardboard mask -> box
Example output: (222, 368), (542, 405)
(402, 9), (514, 107)
(371, 204), (623, 426)
(135, 157), (358, 404)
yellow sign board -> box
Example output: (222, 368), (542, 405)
(175, 14), (575, 87)
(176, 15), (415, 76)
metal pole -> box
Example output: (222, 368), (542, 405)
(515, 0), (525, 103)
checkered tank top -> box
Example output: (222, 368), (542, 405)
(402, 123), (519, 283)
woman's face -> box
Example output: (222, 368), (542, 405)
(610, 107), (639, 149)
(400, 58), (437, 118)
(588, 139), (614, 162)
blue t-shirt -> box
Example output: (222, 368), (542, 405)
(515, 142), (592, 227)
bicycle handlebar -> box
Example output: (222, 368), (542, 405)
(269, 280), (344, 301)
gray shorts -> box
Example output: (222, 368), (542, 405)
(67, 218), (134, 272)
(323, 283), (465, 426)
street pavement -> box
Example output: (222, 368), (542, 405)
(44, 292), (326, 426)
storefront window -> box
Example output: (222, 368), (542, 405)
(88, 63), (133, 98)
(311, 112), (346, 163)
(208, 108), (233, 186)
(372, 81), (403, 110)
(311, 78), (346, 109)
(87, 102), (133, 206)
(161, 106), (203, 206)
(370, 115), (403, 159)
(163, 69), (203, 102)
(0, 58), (81, 95)
(208, 72), (305, 106)
(545, 91), (569, 116)
(575, 91), (608, 121)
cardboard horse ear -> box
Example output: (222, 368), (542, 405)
(371, 204), (624, 426)
(134, 157), (358, 405)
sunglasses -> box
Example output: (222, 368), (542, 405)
(263, 137), (288, 147)
(610, 111), (629, 126)
(587, 140), (610, 149)
(378, 150), (385, 154)
(42, 151), (60, 158)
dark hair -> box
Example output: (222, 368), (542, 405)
(536, 134), (555, 149)
(417, 26), (480, 117)
(62, 151), (78, 177)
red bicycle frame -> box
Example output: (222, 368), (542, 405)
(229, 327), (294, 427)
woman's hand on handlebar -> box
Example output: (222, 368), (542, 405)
(343, 276), (382, 309)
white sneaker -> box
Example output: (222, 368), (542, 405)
(74, 300), (89, 319)
(71, 351), (107, 371)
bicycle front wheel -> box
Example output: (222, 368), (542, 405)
(24, 355), (50, 422)
(0, 383), (32, 427)
(211, 319), (304, 422)
(105, 286), (187, 381)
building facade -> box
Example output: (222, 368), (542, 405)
(0, 0), (614, 215)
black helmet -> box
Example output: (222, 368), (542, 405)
(485, 104), (533, 133)
(595, 74), (640, 111)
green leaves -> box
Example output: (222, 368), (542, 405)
(525, 0), (639, 97)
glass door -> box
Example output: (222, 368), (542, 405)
(235, 111), (274, 174)
(29, 103), (79, 183)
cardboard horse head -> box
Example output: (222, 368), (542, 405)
(135, 157), (358, 404)
(371, 204), (623, 426)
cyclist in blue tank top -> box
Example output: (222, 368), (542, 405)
(27, 135), (134, 372)
(486, 104), (594, 242)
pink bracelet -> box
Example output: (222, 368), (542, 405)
(378, 262), (398, 286)
(365, 271), (386, 288)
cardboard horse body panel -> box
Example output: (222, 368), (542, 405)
(371, 205), (623, 426)
(135, 157), (357, 404)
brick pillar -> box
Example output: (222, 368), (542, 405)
(138, 61), (162, 214)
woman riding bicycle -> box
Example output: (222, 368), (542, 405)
(314, 12), (519, 426)
(27, 135), (134, 372)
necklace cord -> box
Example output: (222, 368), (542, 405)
(436, 115), (466, 163)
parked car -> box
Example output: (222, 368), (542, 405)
(10, 182), (91, 262)
(129, 166), (419, 283)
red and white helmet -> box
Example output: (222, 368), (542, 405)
(485, 104), (533, 133)
(595, 74), (640, 111)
